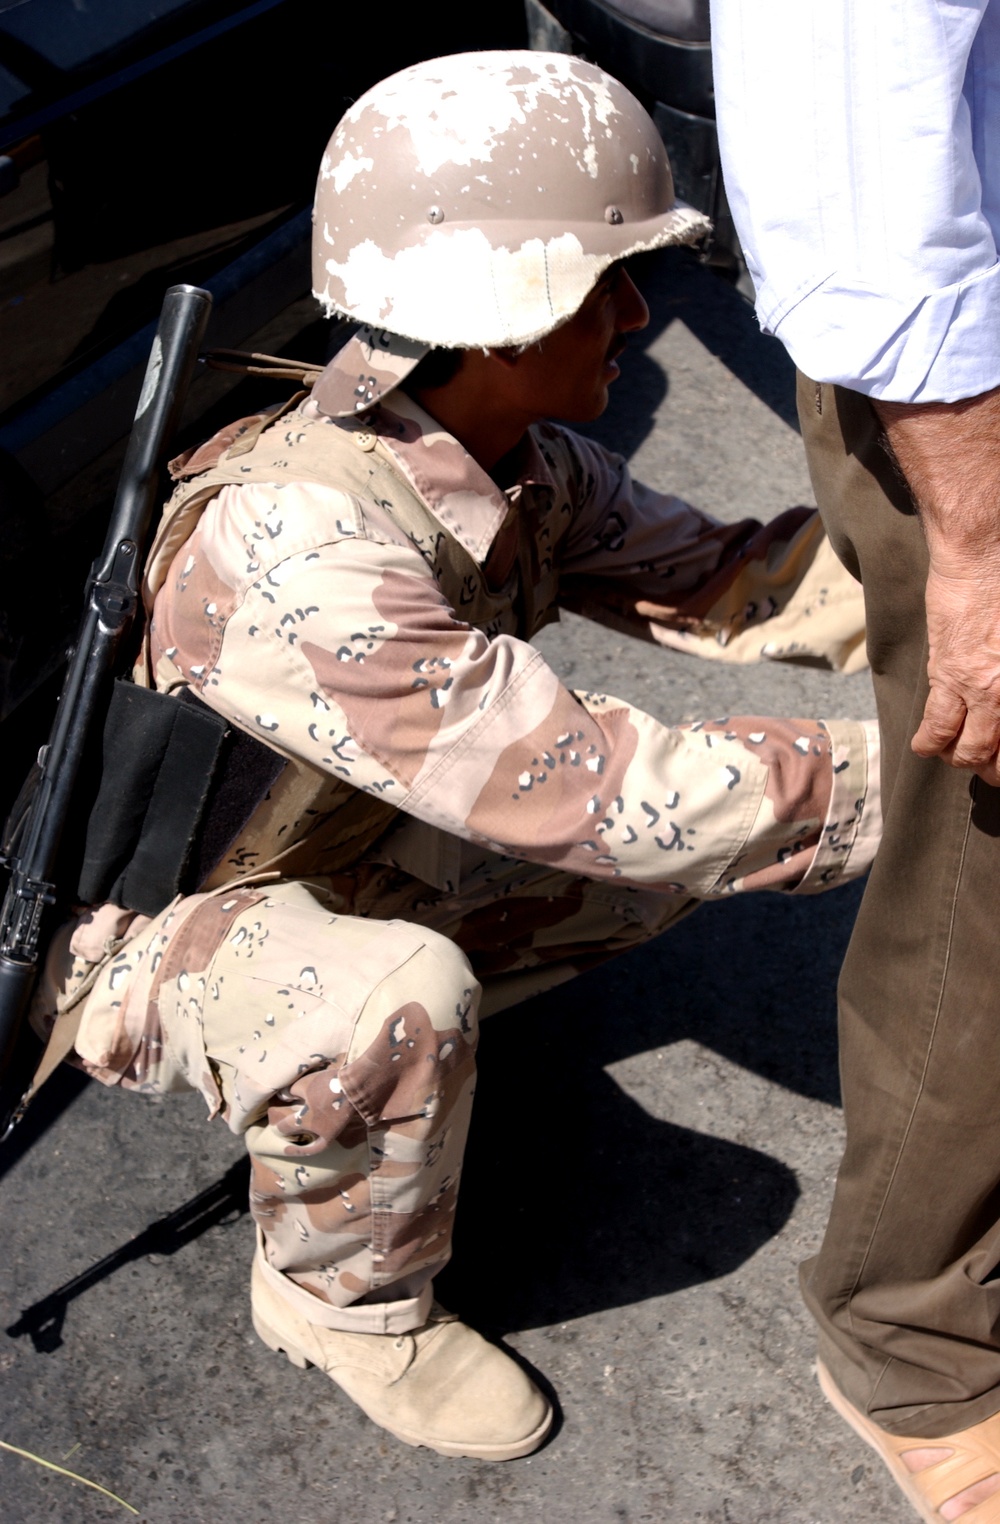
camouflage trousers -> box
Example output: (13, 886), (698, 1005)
(56, 854), (695, 1333)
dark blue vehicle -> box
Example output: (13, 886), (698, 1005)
(0, 0), (522, 722)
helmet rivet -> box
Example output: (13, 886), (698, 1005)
(427, 205), (445, 224)
(604, 205), (623, 225)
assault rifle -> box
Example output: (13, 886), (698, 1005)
(0, 284), (213, 1138)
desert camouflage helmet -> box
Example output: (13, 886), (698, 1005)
(311, 50), (709, 416)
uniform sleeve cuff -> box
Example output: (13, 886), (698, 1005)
(791, 718), (881, 893)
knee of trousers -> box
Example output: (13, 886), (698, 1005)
(209, 909), (482, 1144)
(243, 923), (481, 1301)
(337, 924), (481, 1131)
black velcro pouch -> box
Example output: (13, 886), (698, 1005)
(79, 683), (287, 916)
(78, 681), (231, 916)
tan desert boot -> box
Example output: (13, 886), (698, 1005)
(250, 1253), (552, 1460)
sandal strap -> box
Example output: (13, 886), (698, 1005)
(818, 1361), (1000, 1522)
(911, 1419), (1000, 1513)
(914, 1446), (1000, 1511)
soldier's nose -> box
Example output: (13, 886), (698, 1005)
(616, 272), (649, 333)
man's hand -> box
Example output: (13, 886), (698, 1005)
(873, 386), (1000, 786)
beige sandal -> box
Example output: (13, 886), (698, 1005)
(818, 1360), (1000, 1522)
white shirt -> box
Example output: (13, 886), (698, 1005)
(710, 0), (1000, 402)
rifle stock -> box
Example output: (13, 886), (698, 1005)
(0, 283), (213, 1136)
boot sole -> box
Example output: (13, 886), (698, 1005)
(252, 1303), (554, 1461)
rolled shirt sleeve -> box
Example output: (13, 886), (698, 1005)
(710, 0), (1000, 402)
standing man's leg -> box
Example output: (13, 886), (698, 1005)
(799, 375), (1000, 1440)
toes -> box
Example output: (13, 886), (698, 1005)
(901, 1446), (955, 1474)
(939, 1473), (1000, 1521)
(900, 1450), (1000, 1519)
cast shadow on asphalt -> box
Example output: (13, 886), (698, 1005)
(6, 877), (858, 1356)
(5, 1154), (249, 1354)
(567, 247), (800, 465)
(438, 883), (858, 1334)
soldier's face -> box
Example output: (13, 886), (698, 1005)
(506, 263), (650, 422)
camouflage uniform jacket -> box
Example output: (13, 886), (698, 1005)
(135, 383), (877, 907)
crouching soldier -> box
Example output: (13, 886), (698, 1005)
(34, 51), (878, 1461)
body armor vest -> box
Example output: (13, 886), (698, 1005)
(129, 397), (543, 898)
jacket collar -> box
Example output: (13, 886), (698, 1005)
(311, 387), (557, 567)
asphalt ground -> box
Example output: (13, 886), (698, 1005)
(0, 250), (909, 1523)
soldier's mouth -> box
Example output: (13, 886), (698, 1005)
(605, 339), (628, 377)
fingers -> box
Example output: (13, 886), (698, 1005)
(912, 687), (966, 759)
(911, 732), (1000, 786)
(940, 736), (1000, 786)
(915, 561), (1000, 785)
(913, 689), (1000, 784)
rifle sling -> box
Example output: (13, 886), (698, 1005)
(28, 1003), (84, 1106)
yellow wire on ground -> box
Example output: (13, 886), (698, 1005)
(0, 1438), (139, 1514)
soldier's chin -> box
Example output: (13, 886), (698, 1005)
(590, 379), (614, 416)
(554, 380), (614, 424)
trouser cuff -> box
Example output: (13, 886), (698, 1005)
(254, 1241), (434, 1335)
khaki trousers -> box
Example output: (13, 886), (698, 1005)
(68, 859), (694, 1334)
(798, 375), (1000, 1439)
